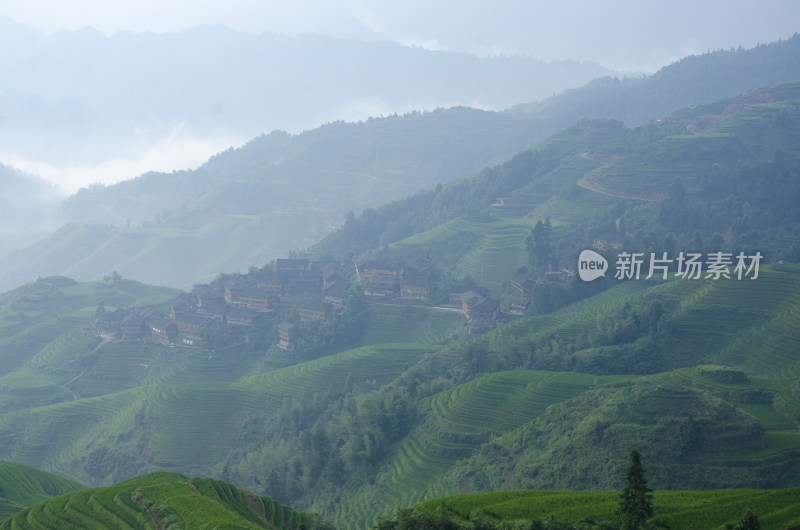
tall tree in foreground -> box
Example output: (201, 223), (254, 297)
(618, 448), (654, 530)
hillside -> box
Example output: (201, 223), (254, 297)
(410, 487), (800, 529)
(0, 472), (321, 529)
(315, 80), (800, 274)
(0, 462), (83, 519)
(0, 37), (798, 292)
(0, 80), (800, 529)
(1, 268), (799, 528)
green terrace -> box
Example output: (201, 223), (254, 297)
(0, 472), (313, 530)
(416, 487), (800, 530)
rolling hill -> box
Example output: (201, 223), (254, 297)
(0, 471), (319, 529)
(0, 462), (83, 520)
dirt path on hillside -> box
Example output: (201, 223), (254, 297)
(577, 177), (664, 201)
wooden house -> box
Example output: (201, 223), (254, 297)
(298, 299), (331, 322)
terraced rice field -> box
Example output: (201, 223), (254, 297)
(417, 487), (800, 529)
(0, 472), (308, 530)
(0, 343), (434, 482)
(454, 220), (538, 289)
(333, 370), (617, 529)
(359, 305), (465, 345)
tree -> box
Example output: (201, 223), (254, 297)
(734, 511), (761, 530)
(618, 448), (653, 530)
(526, 218), (553, 272)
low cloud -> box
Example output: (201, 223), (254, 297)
(0, 125), (245, 193)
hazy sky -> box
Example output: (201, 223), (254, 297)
(3, 0), (799, 72)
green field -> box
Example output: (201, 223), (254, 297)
(0, 462), (84, 520)
(0, 472), (314, 530)
(416, 487), (800, 529)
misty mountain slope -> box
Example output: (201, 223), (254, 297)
(0, 163), (65, 232)
(508, 33), (800, 127)
(0, 38), (794, 293)
(0, 18), (614, 166)
(316, 80), (800, 271)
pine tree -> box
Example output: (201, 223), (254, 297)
(618, 448), (654, 530)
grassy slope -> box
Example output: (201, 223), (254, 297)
(314, 266), (800, 528)
(0, 343), (435, 486)
(416, 487), (800, 530)
(0, 462), (84, 520)
(0, 472), (314, 530)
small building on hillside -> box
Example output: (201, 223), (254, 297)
(469, 297), (500, 325)
(543, 270), (567, 283)
(195, 287), (225, 307)
(400, 277), (434, 302)
(226, 307), (257, 327)
(97, 308), (128, 339)
(459, 290), (500, 325)
(277, 321), (300, 350)
(121, 312), (145, 340)
(298, 299), (331, 322)
(174, 313), (208, 343)
(287, 271), (323, 297)
(275, 258), (310, 272)
(258, 273), (285, 295)
(450, 286), (489, 307)
(148, 316), (177, 345)
(355, 260), (403, 283)
(510, 275), (535, 302)
(592, 234), (624, 251)
(226, 285), (279, 312)
(362, 277), (396, 299)
(323, 283), (348, 308)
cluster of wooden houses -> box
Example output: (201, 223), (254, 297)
(95, 255), (582, 349)
(355, 259), (502, 325)
(96, 258), (350, 349)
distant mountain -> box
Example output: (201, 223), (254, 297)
(508, 34), (800, 127)
(0, 163), (64, 232)
(2, 36), (799, 293)
(0, 18), (614, 166)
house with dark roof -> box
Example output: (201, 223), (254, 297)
(510, 275), (535, 302)
(277, 321), (300, 350)
(121, 312), (145, 340)
(97, 308), (128, 339)
(174, 313), (208, 340)
(450, 286), (489, 307)
(226, 307), (258, 327)
(148, 316), (177, 345)
(323, 283), (348, 308)
(258, 273), (286, 295)
(469, 297), (500, 325)
(298, 299), (331, 322)
(355, 260), (403, 283)
(275, 258), (310, 272)
(459, 289), (500, 325)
